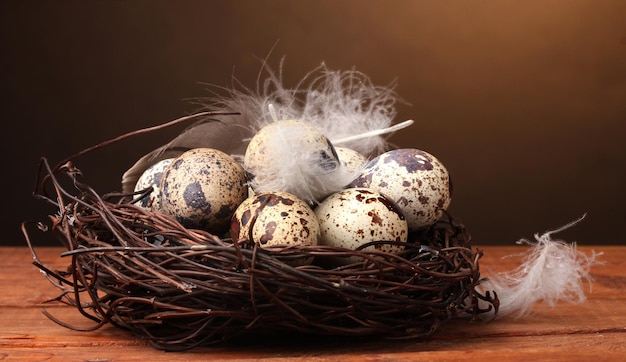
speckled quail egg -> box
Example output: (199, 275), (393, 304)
(349, 148), (452, 231)
(335, 147), (367, 173)
(133, 158), (174, 211)
(230, 191), (320, 265)
(159, 148), (248, 235)
(244, 119), (349, 204)
(314, 188), (408, 265)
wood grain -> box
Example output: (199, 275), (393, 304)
(1, 245), (624, 361)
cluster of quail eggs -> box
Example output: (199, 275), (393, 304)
(133, 119), (452, 266)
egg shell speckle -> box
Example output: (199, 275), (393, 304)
(133, 158), (174, 210)
(349, 148), (451, 231)
(230, 191), (320, 265)
(314, 188), (407, 265)
(160, 148), (248, 235)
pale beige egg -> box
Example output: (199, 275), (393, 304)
(314, 188), (408, 265)
(349, 148), (452, 231)
(133, 158), (174, 211)
(230, 191), (320, 266)
(243, 119), (343, 203)
(334, 147), (367, 173)
(159, 148), (248, 235)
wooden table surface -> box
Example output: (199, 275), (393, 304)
(2, 245), (624, 361)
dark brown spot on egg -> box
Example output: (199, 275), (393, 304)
(259, 221), (277, 245)
(418, 195), (430, 205)
(356, 193), (366, 202)
(368, 211), (383, 225)
(299, 218), (310, 237)
(349, 172), (373, 188)
(183, 181), (211, 212)
(257, 193), (296, 207)
(241, 209), (252, 227)
(396, 196), (410, 207)
(385, 149), (433, 172)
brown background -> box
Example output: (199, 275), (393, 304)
(2, 0), (625, 246)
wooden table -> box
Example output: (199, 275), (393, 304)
(2, 245), (624, 361)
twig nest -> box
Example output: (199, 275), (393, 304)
(314, 187), (408, 265)
(159, 148), (248, 235)
(349, 148), (452, 231)
(133, 158), (174, 210)
(28, 155), (497, 351)
(230, 191), (320, 265)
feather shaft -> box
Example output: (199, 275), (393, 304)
(333, 119), (414, 145)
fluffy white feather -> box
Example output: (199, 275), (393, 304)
(123, 59), (411, 196)
(299, 65), (403, 155)
(194, 59), (406, 156)
(478, 214), (601, 319)
(245, 118), (358, 204)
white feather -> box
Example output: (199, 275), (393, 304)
(478, 214), (601, 319)
(246, 118), (358, 204)
(299, 65), (403, 155)
(123, 59), (411, 197)
(195, 59), (407, 157)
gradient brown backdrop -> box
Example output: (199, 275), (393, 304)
(2, 0), (625, 246)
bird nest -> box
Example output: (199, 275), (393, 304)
(23, 122), (498, 351)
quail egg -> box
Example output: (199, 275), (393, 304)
(230, 191), (320, 265)
(133, 158), (174, 211)
(349, 148), (451, 231)
(159, 148), (248, 235)
(243, 119), (349, 204)
(335, 147), (367, 173)
(314, 188), (408, 265)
